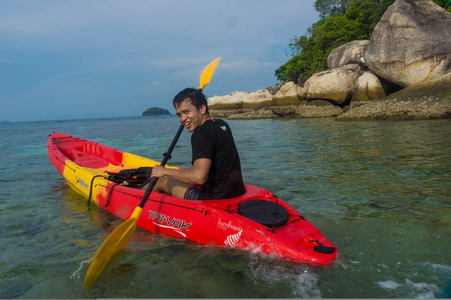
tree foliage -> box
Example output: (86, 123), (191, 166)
(434, 0), (451, 11)
(275, 0), (451, 83)
(314, 0), (350, 19)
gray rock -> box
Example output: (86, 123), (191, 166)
(365, 0), (451, 87)
(328, 40), (369, 69)
(271, 81), (305, 106)
(351, 71), (388, 104)
(207, 91), (247, 110)
(305, 64), (364, 105)
(242, 89), (273, 110)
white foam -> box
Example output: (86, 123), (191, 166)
(292, 272), (322, 298)
(405, 279), (440, 298)
(377, 280), (402, 290)
(376, 279), (441, 298)
(248, 259), (322, 298)
(70, 258), (92, 279)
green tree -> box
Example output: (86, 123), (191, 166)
(314, 0), (350, 18)
(433, 0), (451, 10)
(275, 0), (396, 83)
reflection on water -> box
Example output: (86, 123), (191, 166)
(0, 116), (449, 298)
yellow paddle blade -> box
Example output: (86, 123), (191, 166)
(199, 57), (221, 91)
(84, 207), (143, 289)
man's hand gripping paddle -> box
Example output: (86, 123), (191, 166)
(84, 57), (221, 289)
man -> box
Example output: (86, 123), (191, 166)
(148, 88), (245, 200)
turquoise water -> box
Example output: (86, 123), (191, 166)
(0, 116), (450, 298)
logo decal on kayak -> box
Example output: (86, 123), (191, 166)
(76, 178), (89, 189)
(217, 218), (241, 232)
(148, 210), (192, 236)
(225, 230), (242, 247)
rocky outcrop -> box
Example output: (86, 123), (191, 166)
(228, 108), (277, 119)
(327, 40), (369, 69)
(365, 0), (451, 87)
(208, 0), (451, 121)
(295, 101), (343, 118)
(271, 105), (298, 116)
(209, 109), (254, 118)
(337, 73), (451, 120)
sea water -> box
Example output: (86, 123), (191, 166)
(0, 116), (449, 298)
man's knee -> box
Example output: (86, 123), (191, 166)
(142, 177), (189, 199)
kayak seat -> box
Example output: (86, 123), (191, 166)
(103, 149), (123, 166)
(238, 200), (289, 228)
(69, 148), (110, 168)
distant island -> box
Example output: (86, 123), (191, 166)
(142, 107), (171, 116)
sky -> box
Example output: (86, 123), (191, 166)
(0, 0), (319, 122)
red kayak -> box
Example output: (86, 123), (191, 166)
(47, 132), (338, 265)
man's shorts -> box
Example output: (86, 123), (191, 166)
(184, 185), (201, 200)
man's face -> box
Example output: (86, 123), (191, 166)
(175, 98), (207, 132)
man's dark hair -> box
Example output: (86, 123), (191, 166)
(173, 88), (209, 114)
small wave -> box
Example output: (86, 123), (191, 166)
(419, 262), (451, 273)
(71, 258), (92, 280)
(405, 279), (440, 299)
(248, 258), (321, 298)
(376, 278), (441, 298)
(377, 280), (402, 290)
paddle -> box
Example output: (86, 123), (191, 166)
(84, 57), (221, 289)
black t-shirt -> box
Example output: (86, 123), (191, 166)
(191, 119), (245, 200)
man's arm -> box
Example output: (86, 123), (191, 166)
(151, 158), (211, 186)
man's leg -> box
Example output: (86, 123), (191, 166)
(142, 177), (190, 199)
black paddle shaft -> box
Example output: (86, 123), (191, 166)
(138, 124), (184, 208)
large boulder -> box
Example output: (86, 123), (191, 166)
(241, 89), (273, 110)
(351, 71), (388, 105)
(208, 89), (273, 111)
(304, 64), (364, 105)
(271, 81), (305, 106)
(365, 0), (451, 87)
(207, 91), (247, 110)
(327, 40), (369, 69)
